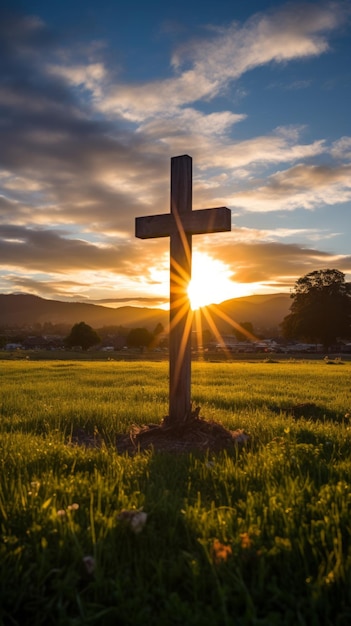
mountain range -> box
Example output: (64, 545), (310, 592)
(0, 293), (292, 336)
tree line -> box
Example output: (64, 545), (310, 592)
(65, 321), (165, 351)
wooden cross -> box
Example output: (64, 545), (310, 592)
(135, 155), (231, 427)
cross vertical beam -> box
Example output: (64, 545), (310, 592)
(169, 155), (192, 424)
(135, 155), (231, 428)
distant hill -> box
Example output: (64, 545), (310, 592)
(0, 294), (169, 330)
(201, 294), (291, 336)
(0, 293), (291, 335)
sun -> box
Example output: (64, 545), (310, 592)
(187, 252), (241, 310)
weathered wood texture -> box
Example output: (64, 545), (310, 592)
(169, 155), (192, 425)
(135, 155), (231, 426)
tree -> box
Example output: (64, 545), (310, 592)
(65, 321), (100, 351)
(153, 322), (164, 337)
(281, 269), (351, 350)
(151, 322), (165, 349)
(126, 327), (153, 349)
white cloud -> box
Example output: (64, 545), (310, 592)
(47, 63), (107, 99)
(230, 163), (351, 211)
(331, 136), (351, 160)
(138, 108), (245, 139)
(1, 174), (46, 192)
(98, 2), (344, 121)
(199, 132), (325, 172)
(231, 226), (339, 243)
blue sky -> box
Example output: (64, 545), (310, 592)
(1, 0), (351, 307)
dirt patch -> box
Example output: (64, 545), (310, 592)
(116, 418), (249, 454)
(70, 409), (250, 454)
(287, 402), (318, 419)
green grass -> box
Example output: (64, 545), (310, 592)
(1, 359), (351, 625)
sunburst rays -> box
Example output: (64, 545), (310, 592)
(165, 240), (259, 391)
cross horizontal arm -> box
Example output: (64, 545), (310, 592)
(135, 207), (231, 239)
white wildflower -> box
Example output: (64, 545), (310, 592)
(117, 509), (148, 534)
(130, 511), (148, 534)
(82, 555), (95, 575)
(67, 503), (79, 511)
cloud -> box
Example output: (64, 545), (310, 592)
(195, 129), (326, 179)
(203, 238), (351, 286)
(331, 136), (351, 160)
(0, 4), (345, 234)
(0, 225), (132, 271)
(230, 163), (351, 211)
(0, 274), (90, 300)
(100, 2), (345, 120)
(218, 225), (340, 243)
(47, 63), (107, 99)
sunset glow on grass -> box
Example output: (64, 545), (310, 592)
(1, 360), (351, 623)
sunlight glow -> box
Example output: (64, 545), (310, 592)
(188, 252), (240, 310)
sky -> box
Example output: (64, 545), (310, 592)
(1, 0), (351, 309)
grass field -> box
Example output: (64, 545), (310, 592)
(1, 358), (351, 625)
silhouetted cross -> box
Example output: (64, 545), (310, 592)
(136, 155), (231, 426)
